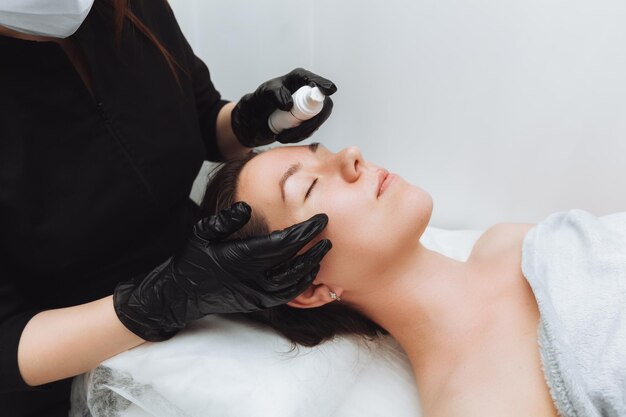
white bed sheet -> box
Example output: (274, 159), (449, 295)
(70, 226), (484, 417)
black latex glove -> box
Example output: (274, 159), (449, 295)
(231, 67), (337, 147)
(113, 202), (332, 342)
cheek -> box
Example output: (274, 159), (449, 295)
(314, 184), (433, 285)
(309, 192), (372, 243)
(317, 184), (427, 248)
(309, 195), (387, 284)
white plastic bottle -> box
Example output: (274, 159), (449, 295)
(268, 85), (325, 134)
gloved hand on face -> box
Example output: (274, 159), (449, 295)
(113, 202), (332, 342)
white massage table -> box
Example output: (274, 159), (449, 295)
(69, 226), (483, 417)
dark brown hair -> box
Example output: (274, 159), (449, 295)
(198, 151), (388, 348)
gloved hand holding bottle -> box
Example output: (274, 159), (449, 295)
(231, 67), (337, 147)
(113, 202), (332, 342)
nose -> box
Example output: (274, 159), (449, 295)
(339, 146), (363, 182)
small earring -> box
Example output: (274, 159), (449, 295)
(329, 291), (342, 302)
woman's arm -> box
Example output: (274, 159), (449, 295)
(215, 101), (251, 159)
(17, 295), (145, 387)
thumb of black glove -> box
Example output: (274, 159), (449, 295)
(194, 199), (252, 242)
(113, 202), (332, 342)
(231, 68), (337, 148)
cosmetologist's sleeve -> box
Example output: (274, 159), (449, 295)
(0, 278), (44, 393)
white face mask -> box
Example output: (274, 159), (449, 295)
(0, 0), (95, 39)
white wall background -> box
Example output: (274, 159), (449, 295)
(171, 0), (626, 229)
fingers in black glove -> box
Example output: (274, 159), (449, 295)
(283, 67), (338, 97)
(263, 238), (332, 300)
(194, 201), (251, 243)
(259, 79), (294, 111)
(274, 264), (321, 303)
(237, 213), (329, 271)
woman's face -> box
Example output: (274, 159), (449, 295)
(236, 143), (433, 294)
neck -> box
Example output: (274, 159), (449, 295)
(347, 241), (497, 380)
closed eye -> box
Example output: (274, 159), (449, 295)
(304, 178), (318, 201)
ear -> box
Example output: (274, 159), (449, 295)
(287, 283), (344, 309)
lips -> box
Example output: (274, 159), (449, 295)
(376, 169), (389, 198)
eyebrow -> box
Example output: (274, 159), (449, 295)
(279, 142), (320, 202)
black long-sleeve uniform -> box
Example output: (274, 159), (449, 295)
(0, 1), (227, 415)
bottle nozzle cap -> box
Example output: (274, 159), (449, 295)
(306, 86), (325, 104)
(291, 85), (324, 117)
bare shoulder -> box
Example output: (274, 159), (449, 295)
(427, 221), (559, 417)
(468, 223), (535, 263)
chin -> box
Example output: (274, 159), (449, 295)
(390, 183), (433, 244)
(421, 194), (434, 232)
(414, 188), (433, 235)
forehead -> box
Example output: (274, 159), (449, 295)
(236, 145), (310, 227)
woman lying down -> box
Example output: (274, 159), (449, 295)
(199, 142), (625, 417)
